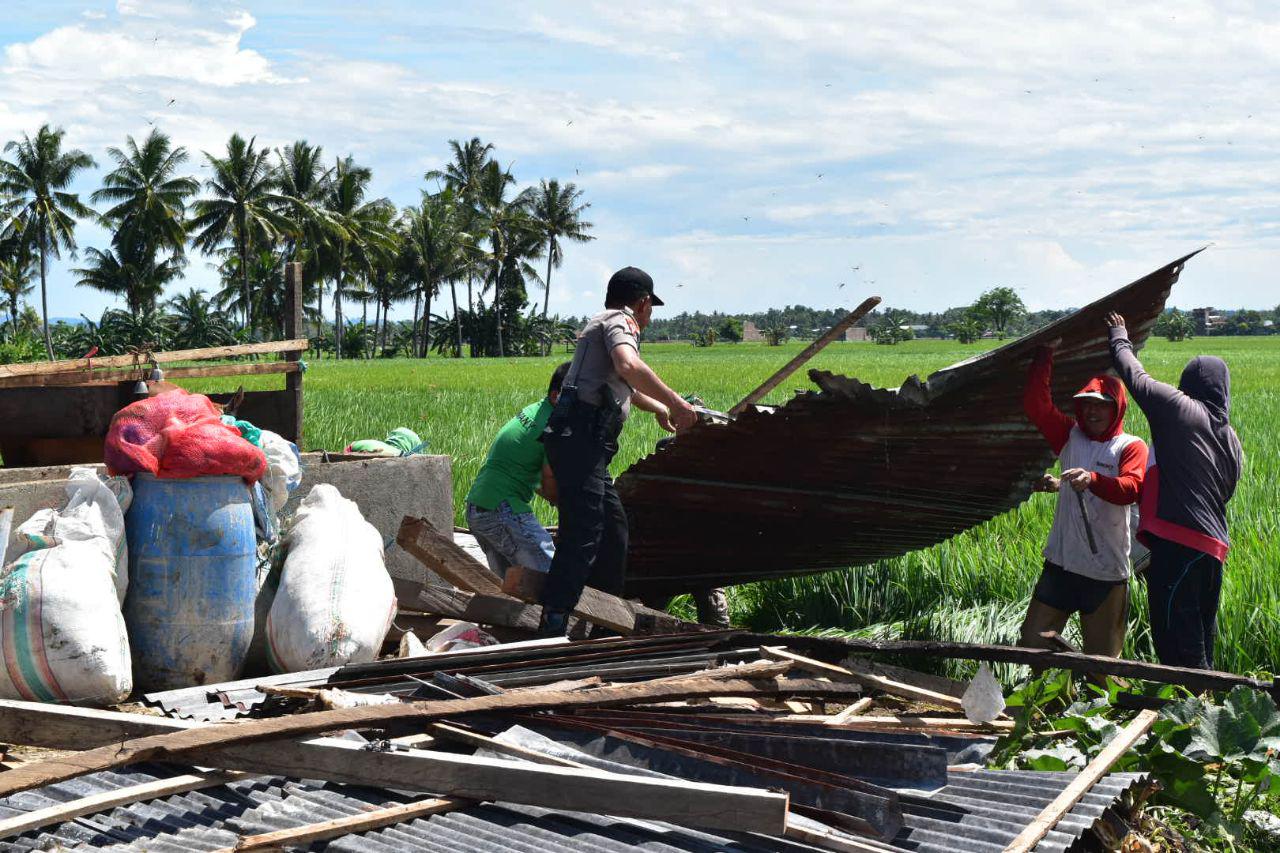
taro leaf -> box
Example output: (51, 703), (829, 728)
(1023, 743), (1086, 771)
(1224, 686), (1280, 758)
(1188, 702), (1255, 763)
(1146, 747), (1219, 820)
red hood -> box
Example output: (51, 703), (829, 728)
(1073, 374), (1127, 441)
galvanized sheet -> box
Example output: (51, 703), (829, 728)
(618, 252), (1198, 594)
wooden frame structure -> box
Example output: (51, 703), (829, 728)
(0, 263), (307, 467)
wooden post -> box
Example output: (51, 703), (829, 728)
(283, 261), (305, 445)
(729, 296), (881, 416)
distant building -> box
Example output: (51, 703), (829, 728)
(742, 320), (764, 342)
(1192, 307), (1224, 336)
(843, 326), (869, 342)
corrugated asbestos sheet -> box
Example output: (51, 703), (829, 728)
(0, 760), (1146, 852)
(618, 251), (1200, 595)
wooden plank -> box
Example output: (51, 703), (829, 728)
(1002, 709), (1159, 853)
(0, 339), (309, 381)
(462, 594), (543, 632)
(826, 697), (875, 725)
(220, 797), (466, 852)
(416, 584), (476, 619)
(0, 700), (789, 835)
(0, 360), (299, 389)
(400, 518), (684, 635)
(767, 634), (1280, 700)
(729, 296), (881, 416)
(428, 722), (586, 767)
(0, 675), (849, 797)
(208, 390), (300, 442)
(840, 657), (967, 700)
(501, 564), (547, 600)
(761, 647), (966, 712)
(0, 770), (249, 839)
(398, 516), (504, 595)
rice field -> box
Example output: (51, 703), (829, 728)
(181, 336), (1280, 676)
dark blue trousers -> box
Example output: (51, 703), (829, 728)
(1146, 535), (1223, 670)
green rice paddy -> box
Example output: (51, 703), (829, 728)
(180, 336), (1280, 676)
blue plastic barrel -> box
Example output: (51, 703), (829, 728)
(124, 474), (257, 691)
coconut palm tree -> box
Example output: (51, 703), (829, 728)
(0, 124), (97, 359)
(189, 133), (289, 333)
(167, 287), (236, 349)
(427, 138), (493, 325)
(319, 156), (394, 359)
(91, 129), (197, 274)
(403, 189), (466, 357)
(474, 160), (536, 357)
(530, 179), (593, 319)
(0, 239), (35, 339)
(74, 245), (183, 316)
(273, 141), (336, 337)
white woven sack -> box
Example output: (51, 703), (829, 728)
(265, 484), (395, 672)
(0, 468), (132, 704)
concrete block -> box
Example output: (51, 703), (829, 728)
(285, 454), (453, 596)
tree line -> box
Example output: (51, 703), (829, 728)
(0, 125), (594, 362)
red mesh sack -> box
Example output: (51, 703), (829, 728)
(104, 390), (267, 483)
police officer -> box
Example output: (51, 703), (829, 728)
(538, 266), (697, 637)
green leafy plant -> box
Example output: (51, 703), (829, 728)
(992, 672), (1280, 849)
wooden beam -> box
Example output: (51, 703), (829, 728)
(761, 647), (965, 712)
(221, 797), (465, 852)
(0, 675), (852, 797)
(0, 770), (250, 839)
(1002, 709), (1159, 853)
(729, 296), (881, 416)
(282, 261), (305, 443)
(760, 634), (1279, 701)
(401, 519), (686, 635)
(0, 700), (789, 835)
(398, 516), (505, 595)
(772, 714), (1013, 733)
(0, 360), (300, 389)
(0, 339), (309, 381)
(500, 564), (686, 634)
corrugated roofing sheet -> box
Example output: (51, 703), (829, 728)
(0, 761), (1146, 852)
(617, 251), (1199, 595)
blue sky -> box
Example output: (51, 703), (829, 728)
(3, 1), (1279, 323)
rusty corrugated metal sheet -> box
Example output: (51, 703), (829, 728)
(618, 251), (1200, 595)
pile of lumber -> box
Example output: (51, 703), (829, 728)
(0, 516), (1180, 851)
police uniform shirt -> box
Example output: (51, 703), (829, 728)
(568, 307), (641, 419)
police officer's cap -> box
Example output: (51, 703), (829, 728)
(606, 267), (664, 307)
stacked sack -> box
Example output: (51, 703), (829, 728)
(264, 484), (396, 672)
(0, 469), (133, 704)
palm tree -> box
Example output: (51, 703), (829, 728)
(403, 189), (465, 357)
(0, 124), (97, 358)
(530, 179), (593, 319)
(74, 245), (183, 316)
(427, 138), (494, 326)
(273, 141), (336, 337)
(319, 156), (394, 359)
(91, 129), (197, 272)
(0, 239), (35, 339)
(189, 133), (289, 333)
(474, 160), (536, 357)
(168, 287), (235, 349)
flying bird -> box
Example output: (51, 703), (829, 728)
(743, 216), (750, 221)
(851, 265), (860, 271)
(566, 120), (573, 126)
(837, 282), (846, 289)
(167, 98), (176, 106)
(816, 173), (823, 179)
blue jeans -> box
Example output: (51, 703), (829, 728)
(466, 501), (555, 579)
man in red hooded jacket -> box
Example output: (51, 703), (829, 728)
(1020, 345), (1148, 656)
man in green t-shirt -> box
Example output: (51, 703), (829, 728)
(464, 363), (571, 578)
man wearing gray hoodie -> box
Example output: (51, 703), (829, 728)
(1106, 312), (1243, 670)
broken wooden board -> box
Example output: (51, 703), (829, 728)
(761, 646), (965, 712)
(0, 675), (861, 797)
(219, 798), (467, 852)
(401, 517), (687, 635)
